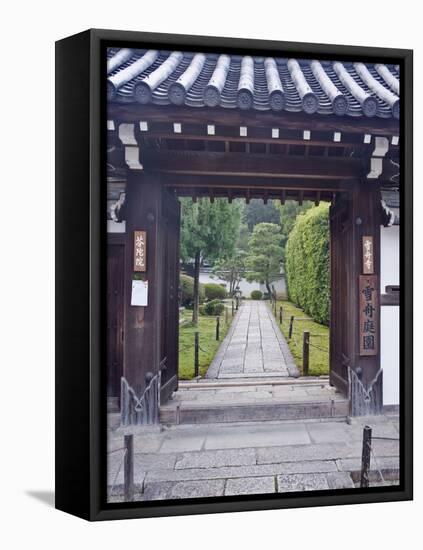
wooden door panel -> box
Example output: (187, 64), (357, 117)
(107, 244), (124, 402)
(160, 191), (180, 403)
(329, 197), (350, 395)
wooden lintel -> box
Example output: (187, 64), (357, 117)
(141, 150), (362, 180)
(108, 103), (400, 136)
(175, 188), (334, 203)
(160, 173), (351, 193)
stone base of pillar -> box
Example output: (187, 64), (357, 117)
(348, 367), (383, 416)
(120, 373), (161, 426)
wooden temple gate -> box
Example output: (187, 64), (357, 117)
(106, 48), (400, 423)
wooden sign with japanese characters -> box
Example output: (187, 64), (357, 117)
(133, 231), (147, 272)
(362, 236), (374, 274)
(359, 274), (378, 356)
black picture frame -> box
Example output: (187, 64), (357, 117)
(55, 28), (413, 521)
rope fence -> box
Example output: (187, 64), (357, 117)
(274, 304), (330, 376)
(360, 427), (399, 488)
(107, 434), (134, 501)
(179, 303), (235, 378)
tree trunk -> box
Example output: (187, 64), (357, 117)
(192, 250), (201, 325)
(230, 268), (235, 296)
(265, 280), (272, 297)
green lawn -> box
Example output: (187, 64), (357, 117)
(178, 307), (231, 380)
(272, 299), (330, 376)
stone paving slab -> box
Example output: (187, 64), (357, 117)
(225, 476), (276, 496)
(175, 448), (256, 470)
(160, 434), (205, 453)
(142, 479), (225, 500)
(145, 460), (339, 483)
(204, 422), (311, 449)
(277, 473), (330, 492)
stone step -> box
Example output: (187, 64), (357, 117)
(160, 399), (349, 425)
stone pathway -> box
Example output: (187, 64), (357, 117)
(206, 300), (299, 379)
(107, 414), (400, 502)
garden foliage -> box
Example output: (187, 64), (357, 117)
(203, 299), (225, 316)
(285, 204), (330, 325)
(204, 283), (228, 300)
(180, 274), (205, 307)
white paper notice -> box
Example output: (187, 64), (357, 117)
(131, 280), (148, 306)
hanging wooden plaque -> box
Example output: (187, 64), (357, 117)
(362, 236), (374, 274)
(133, 230), (147, 272)
(359, 274), (378, 356)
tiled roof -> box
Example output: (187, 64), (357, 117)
(107, 48), (400, 119)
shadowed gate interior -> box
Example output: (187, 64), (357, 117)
(106, 47), (400, 423)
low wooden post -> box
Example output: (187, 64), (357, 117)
(288, 315), (294, 339)
(302, 331), (310, 376)
(225, 306), (228, 325)
(360, 426), (372, 488)
(216, 316), (220, 341)
(236, 297), (239, 310)
(124, 434), (134, 501)
(232, 300), (235, 317)
(279, 306), (283, 324)
(194, 331), (199, 377)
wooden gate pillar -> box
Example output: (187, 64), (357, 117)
(120, 171), (163, 425)
(330, 180), (382, 415)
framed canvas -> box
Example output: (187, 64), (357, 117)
(55, 29), (413, 521)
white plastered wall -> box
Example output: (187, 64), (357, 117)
(380, 218), (399, 406)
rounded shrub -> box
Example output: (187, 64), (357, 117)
(204, 299), (224, 316)
(285, 203), (330, 325)
(180, 274), (205, 307)
(213, 302), (225, 316)
(204, 283), (228, 300)
(250, 290), (263, 300)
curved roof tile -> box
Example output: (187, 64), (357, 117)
(106, 47), (400, 118)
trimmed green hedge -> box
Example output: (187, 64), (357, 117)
(204, 283), (228, 300)
(180, 274), (205, 307)
(250, 290), (263, 300)
(285, 204), (330, 325)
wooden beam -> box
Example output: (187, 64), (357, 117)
(160, 173), (351, 192)
(141, 149), (362, 180)
(175, 188), (334, 203)
(108, 103), (400, 136)
(117, 121), (398, 151)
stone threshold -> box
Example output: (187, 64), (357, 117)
(179, 376), (330, 389)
